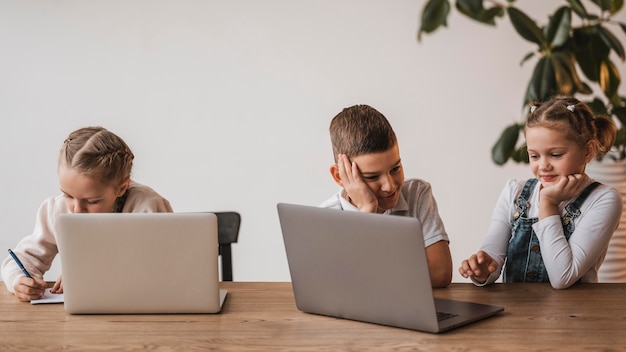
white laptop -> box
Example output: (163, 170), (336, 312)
(57, 212), (227, 314)
(277, 203), (504, 333)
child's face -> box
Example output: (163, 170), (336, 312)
(526, 126), (592, 188)
(58, 165), (128, 213)
(350, 144), (405, 211)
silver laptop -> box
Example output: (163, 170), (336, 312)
(277, 203), (503, 333)
(57, 212), (227, 314)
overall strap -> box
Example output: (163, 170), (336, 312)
(569, 181), (601, 209)
(562, 182), (601, 236)
(513, 178), (539, 219)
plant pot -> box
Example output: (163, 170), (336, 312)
(586, 159), (626, 283)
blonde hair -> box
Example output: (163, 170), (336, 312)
(59, 126), (134, 186)
(526, 96), (616, 161)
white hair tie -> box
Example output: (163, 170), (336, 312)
(530, 105), (538, 113)
(567, 105), (575, 112)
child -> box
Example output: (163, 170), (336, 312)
(460, 96), (623, 289)
(1, 126), (173, 301)
(320, 104), (452, 288)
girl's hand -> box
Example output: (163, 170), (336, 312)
(337, 154), (378, 213)
(12, 276), (47, 302)
(539, 174), (589, 219)
(459, 251), (498, 283)
(50, 275), (63, 294)
(541, 174), (589, 206)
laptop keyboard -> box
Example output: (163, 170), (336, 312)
(437, 311), (459, 321)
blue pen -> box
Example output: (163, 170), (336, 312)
(8, 249), (32, 278)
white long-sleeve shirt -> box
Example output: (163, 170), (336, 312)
(1, 181), (172, 293)
(478, 178), (622, 289)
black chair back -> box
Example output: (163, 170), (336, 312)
(215, 212), (241, 281)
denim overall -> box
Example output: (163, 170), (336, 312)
(504, 178), (600, 283)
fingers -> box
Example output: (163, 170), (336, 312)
(565, 174), (588, 191)
(13, 277), (46, 302)
(543, 173), (590, 206)
(50, 275), (63, 294)
(459, 253), (481, 278)
(459, 259), (473, 278)
(337, 154), (354, 183)
(559, 174), (584, 189)
(459, 251), (496, 281)
(487, 260), (499, 273)
(337, 154), (378, 212)
(476, 250), (491, 264)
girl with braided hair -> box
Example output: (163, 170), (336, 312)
(2, 127), (172, 301)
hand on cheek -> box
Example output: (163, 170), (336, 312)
(541, 174), (589, 206)
(337, 154), (378, 213)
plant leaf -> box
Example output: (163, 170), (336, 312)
(508, 7), (547, 47)
(597, 25), (626, 61)
(599, 58), (621, 98)
(483, 7), (505, 22)
(595, 0), (624, 13)
(492, 123), (521, 165)
(567, 0), (589, 18)
(591, 0), (614, 12)
(525, 56), (556, 103)
(573, 26), (611, 82)
(520, 51), (535, 66)
(418, 0), (451, 41)
(456, 0), (482, 15)
(551, 51), (578, 95)
(612, 105), (626, 127)
(591, 0), (623, 13)
(545, 7), (571, 48)
(456, 0), (502, 25)
(511, 145), (530, 163)
(586, 97), (609, 115)
(579, 81), (594, 95)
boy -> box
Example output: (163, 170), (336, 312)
(320, 104), (452, 287)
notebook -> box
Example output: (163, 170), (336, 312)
(277, 203), (504, 333)
(57, 212), (227, 314)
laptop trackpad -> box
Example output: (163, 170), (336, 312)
(435, 298), (504, 331)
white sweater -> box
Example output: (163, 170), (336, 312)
(1, 181), (172, 293)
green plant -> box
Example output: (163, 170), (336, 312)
(418, 0), (626, 164)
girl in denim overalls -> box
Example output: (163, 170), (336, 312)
(459, 96), (623, 289)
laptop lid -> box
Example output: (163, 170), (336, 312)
(277, 203), (503, 333)
(58, 212), (226, 314)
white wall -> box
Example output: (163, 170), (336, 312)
(1, 1), (624, 282)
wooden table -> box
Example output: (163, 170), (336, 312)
(1, 282), (625, 351)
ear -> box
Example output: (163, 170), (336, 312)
(116, 178), (131, 197)
(584, 141), (596, 163)
(330, 164), (344, 188)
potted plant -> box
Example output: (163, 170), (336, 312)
(418, 0), (626, 164)
(417, 0), (626, 282)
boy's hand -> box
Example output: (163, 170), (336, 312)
(50, 275), (63, 294)
(12, 276), (47, 302)
(337, 154), (378, 213)
(459, 251), (498, 283)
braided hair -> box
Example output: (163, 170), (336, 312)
(59, 126), (134, 186)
